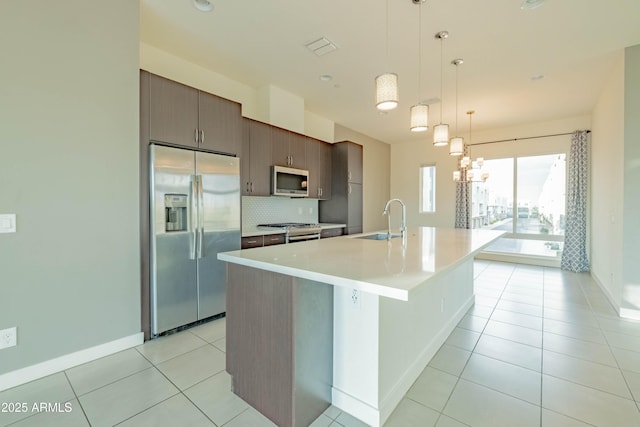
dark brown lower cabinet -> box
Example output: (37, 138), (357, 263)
(226, 264), (333, 427)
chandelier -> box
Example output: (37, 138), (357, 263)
(453, 111), (489, 182)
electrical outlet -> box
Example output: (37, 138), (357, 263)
(351, 289), (361, 309)
(0, 327), (17, 349)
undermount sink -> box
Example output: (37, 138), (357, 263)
(356, 233), (401, 240)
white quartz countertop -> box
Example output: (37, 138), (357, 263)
(219, 227), (504, 301)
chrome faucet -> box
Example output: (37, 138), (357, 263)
(383, 198), (407, 242)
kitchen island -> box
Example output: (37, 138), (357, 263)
(218, 227), (504, 427)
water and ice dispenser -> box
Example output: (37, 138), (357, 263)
(164, 194), (188, 232)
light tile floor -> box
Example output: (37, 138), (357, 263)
(2, 261), (640, 426)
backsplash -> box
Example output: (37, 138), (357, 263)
(242, 196), (319, 228)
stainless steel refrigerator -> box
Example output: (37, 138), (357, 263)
(150, 144), (240, 337)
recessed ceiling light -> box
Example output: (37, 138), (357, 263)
(521, 0), (544, 10)
(319, 75), (333, 82)
(193, 0), (214, 12)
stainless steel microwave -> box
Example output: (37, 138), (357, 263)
(271, 165), (309, 197)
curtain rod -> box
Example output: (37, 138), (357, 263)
(468, 130), (591, 147)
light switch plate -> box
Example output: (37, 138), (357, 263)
(0, 214), (16, 233)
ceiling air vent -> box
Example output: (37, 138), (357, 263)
(304, 37), (338, 56)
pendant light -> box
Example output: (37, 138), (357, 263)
(410, 0), (428, 131)
(433, 31), (449, 146)
(375, 0), (398, 111)
(449, 59), (464, 156)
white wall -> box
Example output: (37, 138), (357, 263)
(591, 52), (625, 309)
(140, 42), (258, 119)
(0, 0), (140, 376)
(334, 125), (391, 232)
(622, 45), (640, 317)
(390, 116), (591, 229)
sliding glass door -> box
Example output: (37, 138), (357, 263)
(471, 153), (566, 264)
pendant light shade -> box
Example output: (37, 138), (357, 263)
(433, 124), (449, 146)
(376, 73), (399, 111)
(449, 136), (464, 156)
(410, 104), (429, 132)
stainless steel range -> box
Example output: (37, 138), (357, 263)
(258, 223), (322, 243)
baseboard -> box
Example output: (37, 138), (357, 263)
(620, 308), (640, 321)
(378, 295), (475, 425)
(331, 388), (380, 427)
(0, 332), (144, 392)
(476, 252), (561, 268)
(591, 271), (620, 316)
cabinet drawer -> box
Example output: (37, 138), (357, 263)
(320, 228), (344, 239)
(263, 234), (286, 246)
(241, 236), (263, 249)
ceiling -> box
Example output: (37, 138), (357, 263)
(140, 0), (640, 145)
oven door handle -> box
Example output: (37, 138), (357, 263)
(287, 233), (321, 242)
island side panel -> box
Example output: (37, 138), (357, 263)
(226, 264), (294, 426)
(293, 278), (334, 427)
(226, 265), (334, 427)
(377, 258), (475, 424)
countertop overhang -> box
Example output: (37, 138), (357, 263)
(219, 226), (505, 301)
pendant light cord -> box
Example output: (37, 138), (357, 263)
(385, 0), (389, 68)
(455, 64), (459, 135)
(417, 5), (422, 100)
(439, 37), (443, 122)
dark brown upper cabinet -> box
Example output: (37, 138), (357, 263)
(306, 138), (332, 200)
(241, 119), (272, 196)
(271, 127), (307, 170)
(145, 71), (241, 156)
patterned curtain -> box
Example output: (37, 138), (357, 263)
(561, 130), (590, 272)
(455, 180), (471, 229)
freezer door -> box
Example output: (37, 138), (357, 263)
(150, 145), (198, 335)
(195, 152), (240, 319)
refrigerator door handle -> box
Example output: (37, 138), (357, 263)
(189, 175), (198, 260)
(197, 175), (204, 259)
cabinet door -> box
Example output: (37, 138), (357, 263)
(263, 234), (286, 246)
(248, 120), (272, 196)
(198, 92), (241, 155)
(271, 127), (290, 167)
(149, 74), (199, 148)
(241, 236), (263, 249)
(347, 143), (363, 184)
(241, 119), (252, 196)
(289, 132), (307, 169)
(306, 138), (320, 198)
(347, 183), (363, 234)
(320, 228), (344, 238)
(318, 142), (332, 199)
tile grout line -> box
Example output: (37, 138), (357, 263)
(431, 260), (516, 427)
(540, 266), (548, 427)
(62, 370), (92, 427)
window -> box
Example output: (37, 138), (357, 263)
(471, 154), (566, 261)
(420, 165), (436, 213)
